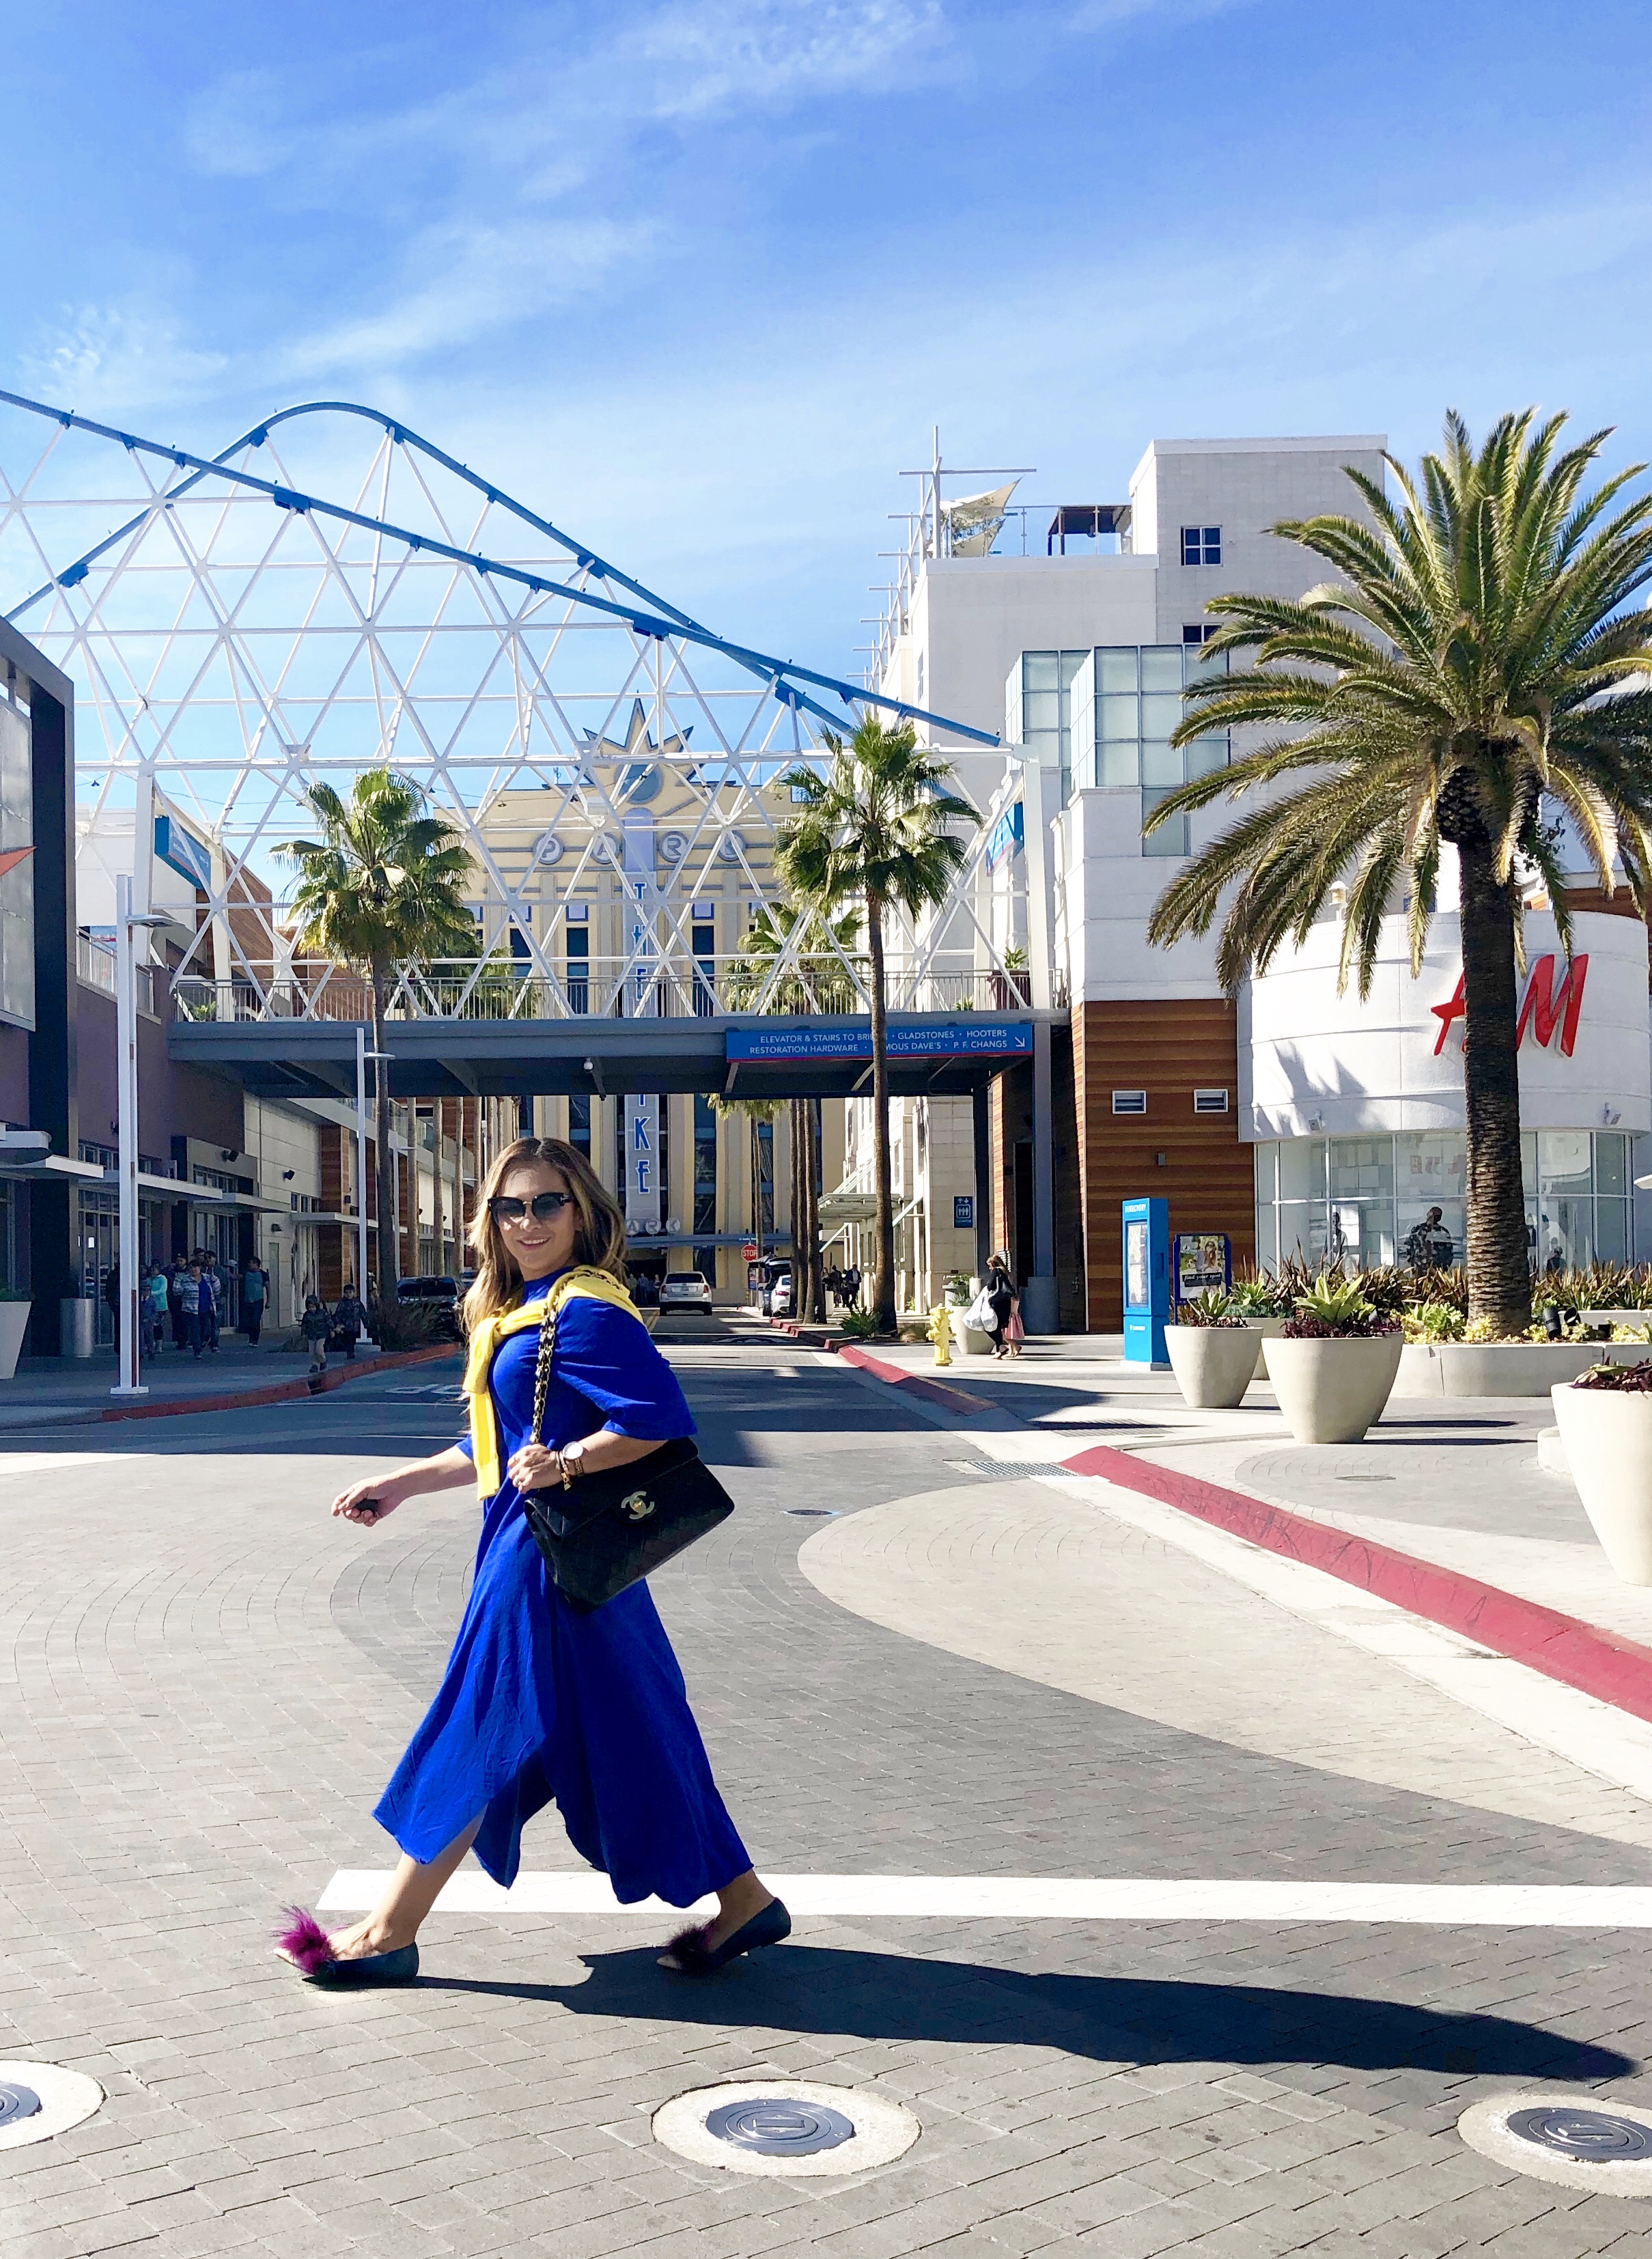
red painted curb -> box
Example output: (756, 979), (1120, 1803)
(837, 1343), (992, 1415)
(64, 1342), (460, 1430)
(1060, 1441), (1652, 1729)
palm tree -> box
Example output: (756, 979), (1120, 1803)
(778, 714), (978, 1334)
(725, 902), (864, 1323)
(277, 769), (475, 1317)
(1145, 410), (1652, 1332)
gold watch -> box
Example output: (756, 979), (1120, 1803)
(559, 1442), (584, 1488)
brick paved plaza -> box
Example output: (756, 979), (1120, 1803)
(3, 1320), (1652, 2256)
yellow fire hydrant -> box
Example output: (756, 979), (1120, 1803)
(927, 1302), (953, 1366)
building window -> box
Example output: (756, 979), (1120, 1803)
(1193, 1089), (1229, 1114)
(692, 921), (716, 1018)
(755, 1119), (774, 1238)
(1067, 642), (1230, 855)
(565, 921), (589, 1015)
(1007, 648), (1091, 806)
(1181, 526), (1221, 566)
(1182, 623), (1218, 645)
(568, 1093), (591, 1160)
(1112, 1090), (1147, 1115)
(1253, 1130), (1634, 1276)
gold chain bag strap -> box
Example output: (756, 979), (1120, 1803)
(517, 1282), (735, 1614)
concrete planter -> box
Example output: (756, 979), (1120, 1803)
(1262, 1332), (1403, 1444)
(1552, 1380), (1652, 1583)
(1394, 1339), (1649, 1398)
(1164, 1323), (1262, 1409)
(961, 1325), (994, 1356)
(0, 1301), (29, 1379)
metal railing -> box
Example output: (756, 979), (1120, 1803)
(170, 956), (1049, 1027)
(76, 934), (162, 1015)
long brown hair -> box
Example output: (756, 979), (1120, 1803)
(462, 1137), (628, 1333)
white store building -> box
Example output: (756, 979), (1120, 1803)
(869, 432), (1652, 1325)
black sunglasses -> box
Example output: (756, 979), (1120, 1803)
(489, 1191), (574, 1224)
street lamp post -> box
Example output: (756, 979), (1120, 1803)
(113, 874), (169, 1400)
(356, 1028), (392, 1328)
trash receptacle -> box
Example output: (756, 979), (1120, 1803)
(59, 1297), (95, 1358)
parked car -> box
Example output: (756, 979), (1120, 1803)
(660, 1272), (714, 1315)
(395, 1274), (463, 1341)
(771, 1271), (793, 1318)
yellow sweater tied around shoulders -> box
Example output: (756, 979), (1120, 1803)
(462, 1265), (643, 1500)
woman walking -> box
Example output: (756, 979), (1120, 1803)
(277, 1137), (787, 1988)
(984, 1250), (1018, 1360)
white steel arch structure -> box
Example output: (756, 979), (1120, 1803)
(0, 389), (1024, 1028)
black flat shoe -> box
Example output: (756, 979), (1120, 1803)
(305, 1942), (419, 1989)
(663, 1896), (791, 1976)
(274, 1907), (419, 1988)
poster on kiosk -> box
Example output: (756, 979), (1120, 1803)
(1122, 1197), (1171, 1366)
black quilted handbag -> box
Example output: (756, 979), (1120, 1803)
(517, 1291), (734, 1614)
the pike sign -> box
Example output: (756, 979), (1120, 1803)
(1430, 954), (1588, 1058)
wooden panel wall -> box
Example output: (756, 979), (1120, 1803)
(1074, 998), (1255, 1330)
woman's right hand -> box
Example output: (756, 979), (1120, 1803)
(332, 1472), (407, 1527)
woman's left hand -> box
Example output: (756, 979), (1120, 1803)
(509, 1443), (563, 1493)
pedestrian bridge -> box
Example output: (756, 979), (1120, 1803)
(169, 1007), (1048, 1104)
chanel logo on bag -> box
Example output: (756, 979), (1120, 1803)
(619, 1491), (656, 1521)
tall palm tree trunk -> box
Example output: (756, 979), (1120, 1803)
(866, 899), (897, 1333)
(370, 961), (398, 1323)
(1457, 837), (1530, 1330)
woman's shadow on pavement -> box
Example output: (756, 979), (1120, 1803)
(423, 1941), (1633, 2080)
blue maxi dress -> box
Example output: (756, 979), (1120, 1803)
(374, 1273), (751, 1903)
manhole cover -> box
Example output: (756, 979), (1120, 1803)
(705, 2097), (855, 2155)
(1459, 2094), (1652, 2193)
(1509, 2106), (1652, 2161)
(0, 2062), (103, 2149)
(654, 2080), (919, 2178)
(785, 1507), (837, 1518)
(1334, 1473), (1394, 1483)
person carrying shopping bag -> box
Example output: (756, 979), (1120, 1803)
(983, 1250), (1018, 1359)
(275, 1136), (787, 1989)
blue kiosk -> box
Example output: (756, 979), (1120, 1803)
(1121, 1196), (1171, 1367)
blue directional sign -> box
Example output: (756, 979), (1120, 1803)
(725, 1018), (1031, 1063)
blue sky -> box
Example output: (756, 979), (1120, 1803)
(4, 0), (1649, 679)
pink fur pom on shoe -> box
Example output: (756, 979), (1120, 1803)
(274, 1907), (337, 1976)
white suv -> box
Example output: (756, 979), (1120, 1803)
(660, 1272), (714, 1314)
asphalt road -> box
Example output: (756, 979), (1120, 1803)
(0, 1315), (1649, 2258)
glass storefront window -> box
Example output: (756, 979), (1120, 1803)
(1278, 1139), (1326, 1203)
(1254, 1132), (1633, 1276)
(1597, 1132), (1629, 1197)
(1539, 1132), (1592, 1196)
(1330, 1138), (1394, 1201)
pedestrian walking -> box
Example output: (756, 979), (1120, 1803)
(330, 1282), (365, 1358)
(240, 1257), (268, 1346)
(175, 1261), (203, 1356)
(140, 1264), (164, 1357)
(985, 1249), (1018, 1359)
(198, 1255), (222, 1353)
(102, 1259), (120, 1351)
(276, 1135), (787, 1988)
(300, 1293), (331, 1375)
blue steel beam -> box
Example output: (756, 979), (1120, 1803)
(0, 389), (999, 748)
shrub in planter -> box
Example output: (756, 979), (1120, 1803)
(1552, 1361), (1652, 1584)
(839, 1308), (879, 1342)
(1265, 1276), (1403, 1445)
(1401, 1300), (1465, 1343)
(1164, 1289), (1261, 1409)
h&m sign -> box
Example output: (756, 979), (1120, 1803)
(1430, 955), (1588, 1058)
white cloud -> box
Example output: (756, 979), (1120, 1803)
(183, 70), (290, 179)
(636, 1), (948, 117)
(18, 306), (229, 414)
(284, 216), (651, 375)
